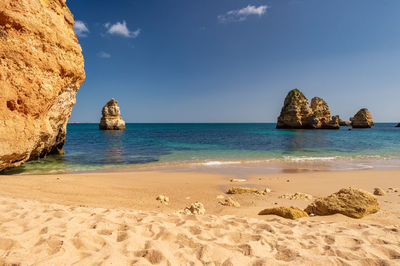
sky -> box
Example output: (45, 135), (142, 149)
(68, 0), (400, 123)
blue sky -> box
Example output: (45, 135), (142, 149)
(68, 0), (400, 123)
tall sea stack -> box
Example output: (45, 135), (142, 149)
(276, 89), (339, 129)
(0, 0), (85, 171)
(99, 99), (126, 130)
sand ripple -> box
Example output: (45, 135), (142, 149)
(0, 197), (399, 265)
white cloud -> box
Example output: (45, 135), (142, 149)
(97, 51), (111, 58)
(104, 21), (141, 38)
(218, 5), (269, 23)
(74, 20), (89, 37)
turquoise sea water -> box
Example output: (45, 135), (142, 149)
(3, 123), (400, 174)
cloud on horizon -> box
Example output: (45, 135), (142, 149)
(218, 5), (269, 23)
(97, 51), (111, 58)
(74, 20), (89, 37)
(104, 21), (141, 38)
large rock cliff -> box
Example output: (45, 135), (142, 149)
(277, 89), (339, 129)
(0, 0), (85, 171)
(99, 99), (126, 130)
(350, 108), (374, 128)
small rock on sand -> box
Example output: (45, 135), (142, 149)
(219, 197), (240, 208)
(231, 178), (247, 182)
(256, 188), (272, 195)
(180, 202), (205, 215)
(227, 187), (258, 194)
(156, 195), (169, 205)
(216, 195), (225, 199)
(258, 206), (308, 220)
(373, 188), (386, 196)
(279, 192), (312, 200)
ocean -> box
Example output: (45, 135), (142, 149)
(4, 123), (400, 174)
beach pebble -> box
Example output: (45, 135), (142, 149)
(387, 188), (398, 193)
(230, 178), (247, 183)
(256, 188), (272, 195)
(156, 195), (169, 205)
(279, 192), (312, 200)
(219, 197), (240, 208)
(227, 187), (258, 194)
(373, 187), (386, 196)
(180, 202), (205, 215)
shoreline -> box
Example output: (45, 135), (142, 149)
(4, 155), (400, 176)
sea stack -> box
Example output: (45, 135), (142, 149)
(332, 115), (351, 126)
(276, 89), (339, 129)
(0, 0), (85, 171)
(350, 108), (374, 128)
(99, 99), (126, 130)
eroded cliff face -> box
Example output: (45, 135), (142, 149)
(277, 89), (339, 129)
(0, 0), (85, 171)
(99, 99), (126, 130)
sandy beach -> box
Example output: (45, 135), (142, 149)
(0, 168), (399, 265)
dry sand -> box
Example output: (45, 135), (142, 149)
(0, 168), (400, 265)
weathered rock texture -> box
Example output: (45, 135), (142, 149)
(0, 0), (85, 171)
(333, 115), (350, 127)
(276, 89), (339, 129)
(99, 99), (126, 130)
(304, 188), (380, 219)
(350, 108), (374, 128)
(227, 187), (258, 195)
(258, 207), (308, 220)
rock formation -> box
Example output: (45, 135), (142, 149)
(258, 207), (309, 220)
(0, 0), (85, 171)
(333, 115), (351, 126)
(99, 99), (126, 130)
(304, 188), (380, 219)
(350, 108), (374, 128)
(276, 89), (339, 129)
(396, 123), (400, 127)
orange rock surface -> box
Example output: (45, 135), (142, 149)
(0, 0), (85, 170)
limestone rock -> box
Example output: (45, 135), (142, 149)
(0, 0), (85, 171)
(304, 188), (380, 219)
(230, 178), (247, 183)
(227, 187), (258, 194)
(156, 195), (169, 205)
(219, 197), (240, 208)
(180, 202), (205, 215)
(276, 89), (339, 129)
(276, 89), (312, 129)
(373, 188), (386, 196)
(258, 206), (308, 220)
(333, 115), (351, 126)
(99, 99), (126, 130)
(279, 192), (313, 200)
(350, 108), (374, 128)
